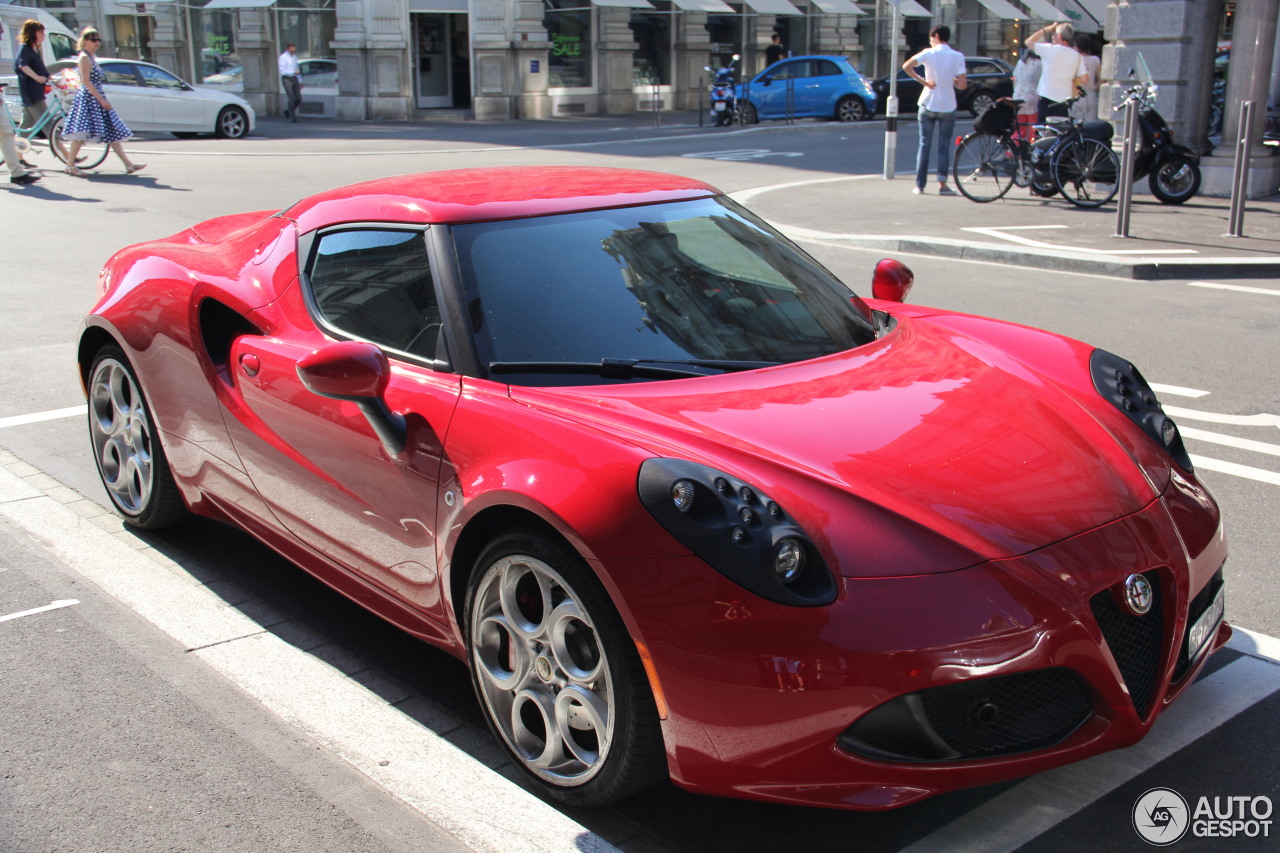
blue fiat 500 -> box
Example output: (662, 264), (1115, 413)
(735, 55), (876, 124)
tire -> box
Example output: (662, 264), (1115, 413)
(1149, 158), (1201, 205)
(87, 346), (188, 529)
(1051, 137), (1120, 208)
(465, 529), (666, 808)
(215, 106), (249, 139)
(836, 95), (868, 123)
(52, 117), (109, 169)
(968, 90), (996, 118)
(953, 133), (1017, 202)
(738, 101), (758, 125)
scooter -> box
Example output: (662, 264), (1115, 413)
(1115, 58), (1202, 205)
(705, 54), (740, 127)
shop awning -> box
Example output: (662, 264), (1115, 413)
(1017, 0), (1069, 21)
(202, 0), (276, 9)
(891, 0), (934, 18)
(809, 0), (864, 14)
(970, 0), (1028, 20)
(1061, 0), (1106, 32)
(739, 0), (803, 15)
(590, 0), (655, 8)
(669, 0), (734, 11)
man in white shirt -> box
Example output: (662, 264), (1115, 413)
(904, 26), (967, 195)
(278, 43), (303, 122)
(1026, 23), (1087, 122)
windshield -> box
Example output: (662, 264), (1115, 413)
(1135, 53), (1153, 86)
(451, 196), (878, 386)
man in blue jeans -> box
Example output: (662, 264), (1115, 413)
(904, 26), (967, 195)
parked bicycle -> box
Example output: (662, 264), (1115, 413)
(1, 75), (108, 170)
(953, 97), (1121, 208)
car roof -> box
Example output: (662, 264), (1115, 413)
(281, 167), (721, 232)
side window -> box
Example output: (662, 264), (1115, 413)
(968, 61), (998, 76)
(308, 229), (442, 360)
(102, 64), (141, 86)
(137, 64), (185, 90)
(813, 59), (841, 78)
(770, 60), (811, 80)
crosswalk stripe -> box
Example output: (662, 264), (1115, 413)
(1190, 454), (1280, 487)
(1181, 426), (1280, 458)
(0, 405), (87, 429)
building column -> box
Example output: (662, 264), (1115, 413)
(235, 10), (277, 119)
(1203, 0), (1278, 196)
(812, 14), (862, 69)
(597, 7), (638, 114)
(150, 6), (186, 80)
(331, 0), (412, 122)
(674, 13), (712, 111)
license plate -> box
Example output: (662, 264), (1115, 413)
(1188, 586), (1225, 663)
(714, 102), (726, 111)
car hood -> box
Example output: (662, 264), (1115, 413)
(511, 316), (1158, 572)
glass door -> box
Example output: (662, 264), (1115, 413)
(413, 13), (451, 109)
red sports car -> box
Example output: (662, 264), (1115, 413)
(78, 167), (1229, 810)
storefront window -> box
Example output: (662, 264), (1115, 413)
(189, 2), (238, 85)
(276, 0), (337, 65)
(110, 15), (154, 63)
(706, 10), (743, 71)
(630, 2), (672, 86)
(545, 0), (592, 89)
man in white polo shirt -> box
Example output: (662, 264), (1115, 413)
(903, 25), (967, 195)
(1026, 23), (1087, 122)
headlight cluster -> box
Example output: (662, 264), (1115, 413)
(638, 458), (836, 606)
(1090, 349), (1193, 472)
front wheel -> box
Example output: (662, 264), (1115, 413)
(1052, 137), (1120, 208)
(466, 530), (666, 808)
(953, 133), (1017, 202)
(737, 101), (758, 125)
(1149, 158), (1201, 204)
(87, 346), (188, 529)
(836, 96), (868, 123)
(216, 106), (249, 139)
(51, 117), (109, 169)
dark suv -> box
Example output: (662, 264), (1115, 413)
(872, 57), (1014, 117)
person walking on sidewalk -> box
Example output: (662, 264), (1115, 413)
(1011, 50), (1041, 141)
(62, 27), (145, 176)
(1, 21), (40, 185)
(15, 19), (73, 164)
(279, 43), (303, 122)
(1026, 23), (1086, 123)
(904, 25), (967, 195)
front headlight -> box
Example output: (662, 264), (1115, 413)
(638, 458), (836, 606)
(1090, 349), (1193, 472)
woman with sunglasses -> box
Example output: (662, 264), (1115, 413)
(62, 27), (145, 177)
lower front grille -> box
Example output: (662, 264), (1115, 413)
(1091, 570), (1165, 719)
(839, 667), (1093, 762)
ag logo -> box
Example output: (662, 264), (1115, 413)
(1133, 787), (1190, 845)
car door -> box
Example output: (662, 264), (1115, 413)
(98, 62), (153, 128)
(752, 59), (811, 119)
(220, 226), (461, 625)
(804, 58), (847, 117)
(134, 63), (208, 131)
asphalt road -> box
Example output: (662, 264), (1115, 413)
(2, 115), (1278, 852)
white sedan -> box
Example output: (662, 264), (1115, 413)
(86, 58), (256, 138)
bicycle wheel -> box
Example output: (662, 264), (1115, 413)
(51, 117), (110, 169)
(953, 133), (1017, 203)
(1051, 137), (1119, 208)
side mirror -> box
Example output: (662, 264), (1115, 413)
(297, 341), (406, 456)
(871, 258), (914, 303)
(761, 75), (773, 86)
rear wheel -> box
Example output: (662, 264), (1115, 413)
(836, 96), (868, 123)
(52, 117), (109, 169)
(87, 346), (188, 529)
(968, 90), (996, 118)
(1149, 158), (1201, 205)
(953, 132), (1017, 202)
(1052, 137), (1120, 208)
(465, 530), (665, 807)
(215, 106), (249, 139)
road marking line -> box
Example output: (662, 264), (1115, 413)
(1164, 405), (1280, 429)
(0, 599), (80, 623)
(0, 405), (87, 430)
(962, 225), (1198, 255)
(899, 654), (1280, 853)
(1189, 455), (1280, 487)
(1181, 427), (1280, 458)
(1149, 383), (1209, 398)
(0, 461), (617, 853)
(1189, 281), (1280, 297)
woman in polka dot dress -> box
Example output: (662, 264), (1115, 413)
(62, 27), (145, 177)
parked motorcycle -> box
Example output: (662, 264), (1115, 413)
(705, 54), (740, 127)
(1115, 56), (1202, 205)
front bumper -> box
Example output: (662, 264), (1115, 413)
(607, 473), (1228, 810)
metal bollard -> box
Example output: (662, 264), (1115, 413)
(1114, 98), (1138, 238)
(699, 77), (704, 128)
(786, 77), (795, 125)
(1227, 100), (1254, 238)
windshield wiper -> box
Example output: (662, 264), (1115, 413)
(488, 357), (780, 380)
